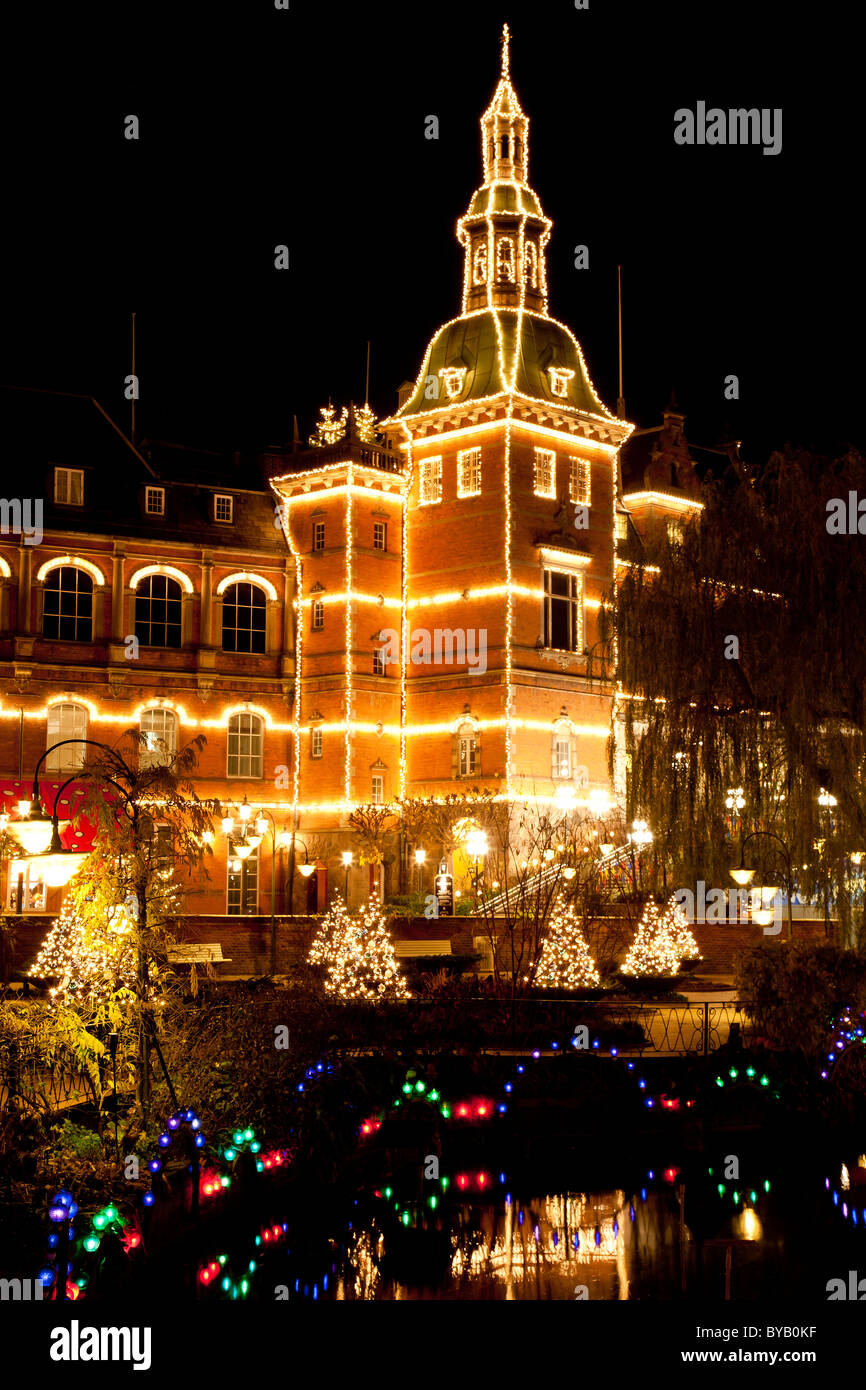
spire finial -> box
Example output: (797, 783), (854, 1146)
(501, 23), (510, 78)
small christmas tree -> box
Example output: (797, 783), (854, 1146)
(310, 898), (410, 1002)
(307, 894), (352, 967)
(29, 879), (137, 1005)
(620, 899), (682, 978)
(535, 894), (600, 989)
(660, 895), (702, 962)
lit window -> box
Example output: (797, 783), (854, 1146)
(227, 712), (264, 779)
(311, 600), (324, 631)
(139, 708), (178, 769)
(214, 494), (234, 523)
(439, 367), (467, 400)
(7, 859), (47, 913)
(222, 581), (267, 654)
(373, 648), (386, 676)
(457, 449), (481, 498)
(419, 456), (442, 505)
(615, 512), (629, 540)
(472, 243), (488, 285)
(552, 736), (571, 779)
(42, 566), (93, 642)
(534, 449), (556, 498)
(543, 568), (583, 652)
(46, 702), (88, 771)
(523, 241), (538, 289)
(371, 775), (385, 806)
(313, 521), (325, 552)
(54, 467), (84, 505)
(569, 457), (591, 507)
(458, 733), (478, 778)
(548, 368), (574, 399)
(373, 521), (387, 551)
(496, 236), (515, 283)
(145, 487), (165, 515)
(667, 520), (683, 546)
(311, 728), (323, 759)
(135, 574), (183, 648)
(227, 840), (258, 914)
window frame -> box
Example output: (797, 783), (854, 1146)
(42, 564), (94, 642)
(569, 457), (591, 507)
(457, 727), (479, 779)
(419, 456), (443, 506)
(311, 728), (323, 759)
(534, 448), (556, 499)
(227, 711), (265, 779)
(221, 579), (268, 655)
(53, 467), (84, 506)
(373, 520), (387, 551)
(543, 566), (584, 653)
(371, 774), (385, 806)
(313, 521), (325, 552)
(226, 839), (259, 914)
(311, 599), (325, 631)
(46, 702), (89, 772)
(134, 572), (183, 649)
(214, 493), (234, 524)
(456, 448), (482, 498)
(145, 486), (165, 516)
(139, 707), (179, 770)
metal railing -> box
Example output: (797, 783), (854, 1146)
(482, 842), (641, 916)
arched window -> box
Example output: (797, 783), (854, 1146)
(222, 581), (268, 654)
(473, 242), (488, 285)
(227, 712), (264, 779)
(523, 241), (538, 290)
(135, 574), (182, 648)
(496, 237), (515, 283)
(140, 707), (178, 770)
(551, 722), (576, 780)
(42, 565), (94, 641)
(453, 720), (480, 779)
(46, 702), (89, 772)
(500, 134), (510, 158)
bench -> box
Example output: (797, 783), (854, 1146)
(393, 940), (452, 958)
(166, 943), (232, 966)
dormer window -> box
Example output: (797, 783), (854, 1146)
(439, 367), (467, 400)
(548, 367), (575, 399)
(214, 494), (233, 524)
(145, 486), (165, 516)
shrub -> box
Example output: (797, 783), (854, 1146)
(734, 944), (866, 1057)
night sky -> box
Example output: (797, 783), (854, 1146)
(2, 1), (859, 466)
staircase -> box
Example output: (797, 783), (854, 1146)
(479, 842), (642, 916)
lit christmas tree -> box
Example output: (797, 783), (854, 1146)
(620, 899), (682, 978)
(308, 403), (348, 447)
(307, 894), (352, 967)
(661, 894), (702, 963)
(29, 878), (137, 1005)
(535, 893), (600, 989)
(313, 899), (410, 1002)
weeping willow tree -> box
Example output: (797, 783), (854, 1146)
(605, 445), (866, 943)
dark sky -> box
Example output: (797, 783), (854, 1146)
(1, 1), (859, 465)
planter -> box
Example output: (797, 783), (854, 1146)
(677, 958), (702, 975)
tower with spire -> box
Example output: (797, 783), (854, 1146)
(378, 25), (634, 805)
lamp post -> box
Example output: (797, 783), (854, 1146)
(218, 797), (295, 974)
(414, 847), (426, 896)
(818, 787), (838, 940)
(729, 830), (793, 941)
(342, 850), (353, 901)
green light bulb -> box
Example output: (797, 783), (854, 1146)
(763, 1179), (771, 1192)
(401, 1211), (410, 1226)
(429, 1195), (438, 1209)
(728, 1069), (738, 1079)
(750, 1191), (756, 1203)
(84, 1236), (100, 1253)
(415, 1081), (425, 1092)
(93, 1214), (107, 1230)
(717, 1184), (724, 1197)
(428, 1090), (439, 1101)
(222, 1276), (231, 1291)
(384, 1187), (393, 1199)
(249, 1261), (256, 1272)
(244, 1128), (254, 1141)
(224, 1149), (235, 1161)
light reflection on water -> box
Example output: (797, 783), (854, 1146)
(334, 1189), (688, 1300)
